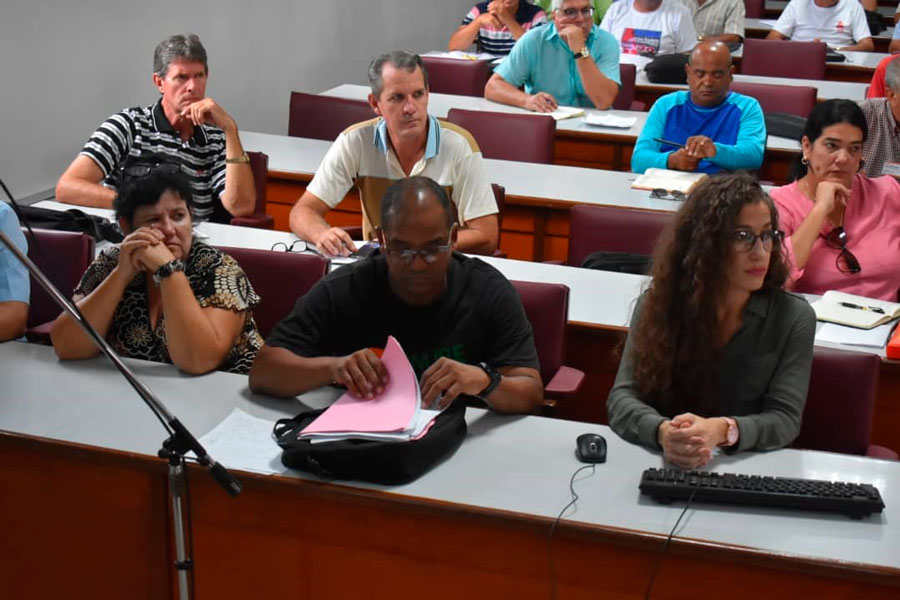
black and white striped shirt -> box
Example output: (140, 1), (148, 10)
(79, 99), (227, 221)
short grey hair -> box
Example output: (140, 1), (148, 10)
(550, 0), (565, 9)
(153, 34), (208, 78)
(885, 56), (900, 94)
(367, 50), (429, 98)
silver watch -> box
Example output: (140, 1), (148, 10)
(152, 259), (185, 284)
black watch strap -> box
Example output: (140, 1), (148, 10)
(476, 361), (502, 401)
(152, 259), (185, 284)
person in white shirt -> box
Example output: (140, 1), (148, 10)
(767, 0), (874, 52)
(600, 0), (697, 57)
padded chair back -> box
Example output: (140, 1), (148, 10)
(729, 81), (817, 118)
(23, 228), (95, 328)
(511, 280), (569, 385)
(793, 347), (879, 456)
(567, 204), (673, 267)
(741, 39), (826, 80)
(743, 0), (765, 18)
(230, 151), (275, 229)
(219, 246), (328, 338)
(421, 56), (491, 97)
(446, 108), (555, 164)
(288, 92), (374, 140)
(612, 63), (637, 110)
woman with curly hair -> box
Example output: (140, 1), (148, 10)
(607, 172), (816, 469)
(51, 159), (262, 375)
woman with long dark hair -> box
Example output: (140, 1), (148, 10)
(607, 172), (816, 469)
(771, 99), (900, 301)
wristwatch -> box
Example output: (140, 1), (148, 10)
(225, 152), (250, 164)
(152, 259), (185, 284)
(476, 362), (502, 403)
(720, 417), (739, 447)
(575, 46), (591, 60)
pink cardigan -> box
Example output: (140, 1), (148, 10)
(770, 174), (900, 302)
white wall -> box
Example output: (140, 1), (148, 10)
(0, 0), (473, 199)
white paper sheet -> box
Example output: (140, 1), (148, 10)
(585, 114), (637, 128)
(198, 408), (284, 474)
(815, 322), (895, 348)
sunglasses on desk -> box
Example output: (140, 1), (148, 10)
(824, 226), (861, 274)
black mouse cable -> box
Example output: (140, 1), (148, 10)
(643, 490), (696, 600)
(546, 463), (595, 600)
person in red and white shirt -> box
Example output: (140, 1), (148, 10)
(767, 0), (873, 52)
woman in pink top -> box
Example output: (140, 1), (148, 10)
(770, 99), (900, 302)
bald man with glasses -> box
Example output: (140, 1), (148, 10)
(251, 176), (543, 415)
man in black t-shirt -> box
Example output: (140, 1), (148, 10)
(249, 177), (543, 414)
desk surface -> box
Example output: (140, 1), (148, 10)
(321, 84), (802, 154)
(1, 341), (898, 574)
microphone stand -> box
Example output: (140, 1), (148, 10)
(0, 229), (241, 600)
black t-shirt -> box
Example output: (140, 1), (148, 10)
(266, 252), (540, 377)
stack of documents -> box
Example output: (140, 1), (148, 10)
(299, 336), (442, 444)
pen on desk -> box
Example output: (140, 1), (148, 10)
(653, 137), (685, 149)
(839, 301), (885, 314)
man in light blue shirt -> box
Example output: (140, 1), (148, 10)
(0, 202), (29, 341)
(631, 41), (765, 174)
(485, 0), (621, 110)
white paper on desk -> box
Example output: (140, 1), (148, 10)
(816, 322), (895, 348)
(198, 408), (283, 474)
(584, 114), (637, 128)
(438, 50), (502, 61)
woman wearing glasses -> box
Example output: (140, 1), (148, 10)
(770, 99), (900, 301)
(607, 172), (815, 469)
(51, 163), (262, 374)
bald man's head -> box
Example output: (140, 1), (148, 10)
(685, 41), (734, 107)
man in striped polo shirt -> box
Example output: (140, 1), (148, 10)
(56, 34), (255, 223)
(289, 51), (498, 257)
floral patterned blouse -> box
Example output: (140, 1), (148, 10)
(74, 240), (262, 374)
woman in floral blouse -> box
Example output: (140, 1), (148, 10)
(51, 160), (262, 375)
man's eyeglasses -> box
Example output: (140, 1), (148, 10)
(384, 240), (452, 264)
(558, 6), (595, 19)
(650, 188), (686, 201)
(825, 226), (861, 274)
(729, 229), (783, 253)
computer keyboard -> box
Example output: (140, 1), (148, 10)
(639, 468), (885, 518)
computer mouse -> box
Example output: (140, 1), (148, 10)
(575, 433), (607, 464)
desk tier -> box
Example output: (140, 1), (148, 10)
(1, 343), (898, 599)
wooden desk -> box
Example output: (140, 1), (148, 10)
(319, 84), (801, 184)
(2, 343), (898, 599)
(745, 18), (896, 55)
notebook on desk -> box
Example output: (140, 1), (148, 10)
(630, 168), (708, 194)
(811, 291), (900, 330)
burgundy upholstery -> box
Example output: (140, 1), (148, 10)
(446, 108), (556, 164)
(612, 63), (644, 111)
(22, 229), (94, 338)
(510, 280), (585, 405)
(288, 92), (374, 140)
(567, 204), (673, 267)
(230, 151), (275, 230)
(218, 246), (328, 338)
(421, 56), (491, 97)
(729, 81), (817, 118)
(793, 347), (897, 459)
(740, 39), (826, 80)
(743, 0), (764, 18)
